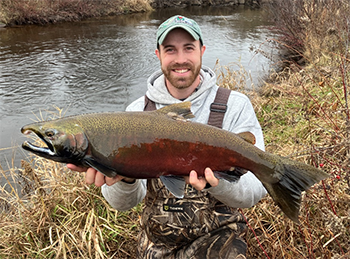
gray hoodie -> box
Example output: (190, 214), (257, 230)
(102, 66), (267, 211)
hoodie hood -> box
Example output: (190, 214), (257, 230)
(145, 65), (217, 105)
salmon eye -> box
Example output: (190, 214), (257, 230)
(45, 129), (57, 137)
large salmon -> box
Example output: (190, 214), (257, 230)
(21, 102), (329, 222)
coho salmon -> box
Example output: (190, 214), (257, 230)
(21, 102), (329, 222)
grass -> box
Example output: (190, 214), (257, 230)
(1, 0), (350, 258)
(1, 157), (142, 258)
(222, 1), (349, 257)
(243, 65), (350, 258)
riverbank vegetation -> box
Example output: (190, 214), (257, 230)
(0, 0), (349, 258)
(243, 0), (350, 257)
(0, 0), (152, 26)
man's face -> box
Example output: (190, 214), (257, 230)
(156, 28), (206, 90)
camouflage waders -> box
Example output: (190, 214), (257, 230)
(136, 179), (248, 259)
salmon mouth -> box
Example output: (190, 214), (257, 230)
(21, 128), (56, 157)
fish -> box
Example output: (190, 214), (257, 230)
(21, 102), (329, 222)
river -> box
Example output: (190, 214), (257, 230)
(0, 6), (276, 170)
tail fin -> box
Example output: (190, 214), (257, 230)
(262, 158), (329, 222)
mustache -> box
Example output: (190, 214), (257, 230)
(170, 63), (192, 69)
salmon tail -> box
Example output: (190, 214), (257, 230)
(262, 158), (329, 222)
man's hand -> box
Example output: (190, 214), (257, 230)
(186, 167), (219, 191)
(66, 164), (134, 187)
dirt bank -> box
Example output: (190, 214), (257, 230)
(0, 0), (267, 26)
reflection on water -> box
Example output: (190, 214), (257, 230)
(0, 6), (276, 168)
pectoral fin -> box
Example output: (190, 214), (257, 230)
(84, 157), (118, 178)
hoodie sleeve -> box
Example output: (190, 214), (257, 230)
(208, 91), (267, 208)
(207, 173), (267, 208)
(101, 180), (147, 211)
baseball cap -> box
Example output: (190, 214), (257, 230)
(156, 15), (203, 46)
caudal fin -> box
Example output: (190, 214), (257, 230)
(263, 158), (329, 222)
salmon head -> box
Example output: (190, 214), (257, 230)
(21, 119), (89, 164)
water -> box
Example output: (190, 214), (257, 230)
(0, 6), (276, 169)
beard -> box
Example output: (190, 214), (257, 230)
(162, 60), (202, 90)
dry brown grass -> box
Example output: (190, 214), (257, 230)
(0, 158), (141, 258)
(245, 69), (349, 258)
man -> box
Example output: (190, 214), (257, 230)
(68, 15), (266, 258)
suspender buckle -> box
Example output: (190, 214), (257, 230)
(210, 102), (227, 113)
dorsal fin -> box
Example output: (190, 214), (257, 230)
(156, 102), (195, 120)
(237, 132), (256, 145)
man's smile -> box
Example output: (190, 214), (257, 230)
(173, 69), (190, 74)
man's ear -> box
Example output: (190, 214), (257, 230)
(155, 49), (160, 60)
(201, 45), (206, 57)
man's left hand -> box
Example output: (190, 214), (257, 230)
(186, 167), (219, 191)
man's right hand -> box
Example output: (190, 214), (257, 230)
(66, 164), (134, 187)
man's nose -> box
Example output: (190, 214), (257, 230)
(174, 50), (187, 64)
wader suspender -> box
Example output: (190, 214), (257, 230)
(207, 87), (231, 128)
(144, 87), (231, 128)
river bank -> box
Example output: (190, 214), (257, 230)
(0, 0), (153, 26)
(0, 0), (267, 26)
